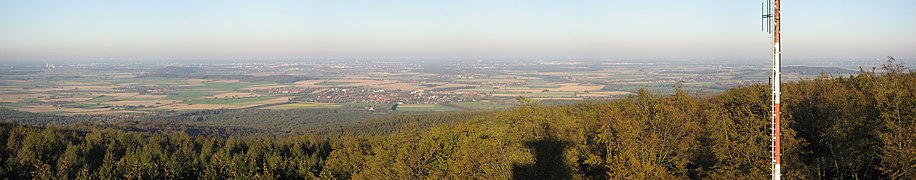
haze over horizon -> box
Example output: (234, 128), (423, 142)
(1, 0), (914, 62)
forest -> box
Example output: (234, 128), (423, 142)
(0, 61), (913, 179)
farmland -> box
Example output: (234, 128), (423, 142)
(0, 59), (864, 115)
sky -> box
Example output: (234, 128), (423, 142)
(0, 0), (914, 62)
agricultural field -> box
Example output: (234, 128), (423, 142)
(449, 101), (515, 110)
(394, 104), (460, 112)
(261, 103), (342, 110)
(0, 60), (862, 115)
(0, 72), (301, 114)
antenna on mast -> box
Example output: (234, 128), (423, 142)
(761, 0), (773, 33)
(761, 0), (782, 179)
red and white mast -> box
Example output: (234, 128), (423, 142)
(763, 0), (782, 179)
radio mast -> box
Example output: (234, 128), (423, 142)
(762, 0), (782, 179)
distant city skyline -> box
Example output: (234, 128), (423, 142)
(1, 0), (915, 62)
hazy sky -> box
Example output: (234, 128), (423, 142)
(1, 0), (914, 61)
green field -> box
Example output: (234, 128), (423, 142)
(196, 82), (271, 90)
(0, 102), (28, 108)
(18, 98), (43, 103)
(450, 101), (515, 110)
(110, 77), (187, 86)
(738, 71), (770, 80)
(166, 90), (223, 100)
(395, 104), (460, 112)
(343, 103), (389, 108)
(59, 103), (108, 109)
(609, 86), (723, 95)
(263, 103), (341, 110)
(184, 96), (278, 105)
(525, 80), (560, 88)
